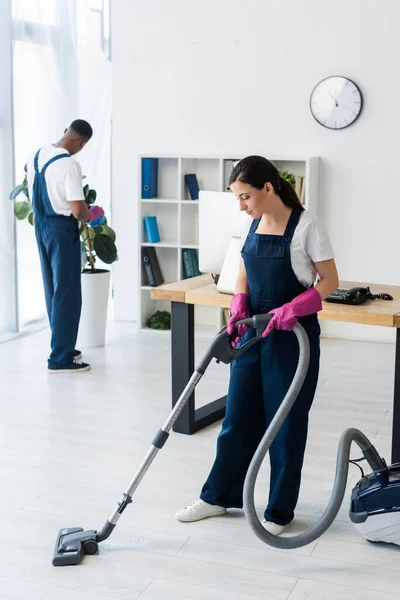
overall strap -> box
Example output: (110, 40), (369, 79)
(41, 153), (69, 175)
(283, 207), (302, 241)
(249, 217), (260, 233)
(33, 149), (41, 174)
(32, 151), (69, 219)
(250, 210), (302, 239)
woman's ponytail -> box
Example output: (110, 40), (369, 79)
(278, 176), (304, 211)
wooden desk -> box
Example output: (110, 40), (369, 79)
(152, 275), (400, 462)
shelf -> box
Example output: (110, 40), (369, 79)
(141, 242), (178, 248)
(141, 199), (178, 204)
(181, 158), (220, 200)
(180, 243), (199, 249)
(139, 154), (319, 329)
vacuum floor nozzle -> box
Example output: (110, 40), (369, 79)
(52, 527), (99, 566)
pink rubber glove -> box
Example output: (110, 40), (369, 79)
(226, 293), (251, 348)
(88, 205), (105, 222)
(262, 287), (322, 338)
(88, 205), (106, 227)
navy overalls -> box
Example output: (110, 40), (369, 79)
(33, 149), (82, 368)
(200, 208), (320, 526)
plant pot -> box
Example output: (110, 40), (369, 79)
(77, 269), (110, 347)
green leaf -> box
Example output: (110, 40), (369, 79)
(9, 184), (25, 200)
(93, 235), (117, 264)
(278, 169), (296, 188)
(99, 224), (116, 243)
(23, 186), (29, 199)
(86, 189), (97, 204)
(14, 201), (31, 220)
(83, 184), (89, 198)
(24, 163), (27, 173)
(80, 242), (88, 271)
(92, 224), (103, 235)
(28, 211), (35, 225)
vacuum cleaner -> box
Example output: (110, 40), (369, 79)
(52, 314), (400, 566)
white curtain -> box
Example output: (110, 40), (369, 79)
(11, 0), (111, 329)
(75, 0), (112, 220)
(0, 0), (18, 339)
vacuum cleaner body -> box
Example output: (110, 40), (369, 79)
(350, 463), (400, 545)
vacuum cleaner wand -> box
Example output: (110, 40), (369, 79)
(52, 314), (273, 566)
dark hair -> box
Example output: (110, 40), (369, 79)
(69, 119), (93, 141)
(229, 155), (304, 211)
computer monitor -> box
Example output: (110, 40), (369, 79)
(198, 190), (249, 275)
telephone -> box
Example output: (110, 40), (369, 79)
(326, 286), (393, 306)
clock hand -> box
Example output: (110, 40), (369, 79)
(327, 89), (338, 106)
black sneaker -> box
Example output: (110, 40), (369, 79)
(72, 349), (82, 361)
(48, 359), (91, 374)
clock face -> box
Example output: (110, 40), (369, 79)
(310, 76), (363, 130)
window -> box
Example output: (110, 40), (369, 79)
(12, 0), (111, 329)
(0, 0), (112, 335)
(0, 0), (18, 339)
(13, 0), (73, 327)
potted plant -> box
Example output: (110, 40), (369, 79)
(277, 168), (296, 187)
(10, 166), (117, 347)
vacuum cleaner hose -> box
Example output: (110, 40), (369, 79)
(243, 323), (385, 549)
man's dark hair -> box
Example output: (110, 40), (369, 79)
(69, 119), (93, 141)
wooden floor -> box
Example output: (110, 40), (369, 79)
(0, 322), (399, 600)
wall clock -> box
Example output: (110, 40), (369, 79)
(310, 76), (363, 130)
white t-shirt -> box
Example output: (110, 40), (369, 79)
(241, 210), (335, 288)
(27, 145), (85, 216)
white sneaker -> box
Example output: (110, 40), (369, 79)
(262, 520), (285, 535)
(175, 499), (226, 522)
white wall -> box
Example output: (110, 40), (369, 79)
(111, 0), (400, 343)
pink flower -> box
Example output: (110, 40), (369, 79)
(89, 205), (105, 222)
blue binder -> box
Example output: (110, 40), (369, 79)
(142, 158), (158, 199)
(141, 247), (164, 286)
(184, 173), (199, 200)
(143, 216), (160, 243)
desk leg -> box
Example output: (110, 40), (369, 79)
(171, 302), (195, 434)
(171, 301), (226, 435)
(392, 329), (400, 463)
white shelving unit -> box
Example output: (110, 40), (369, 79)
(139, 155), (319, 331)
